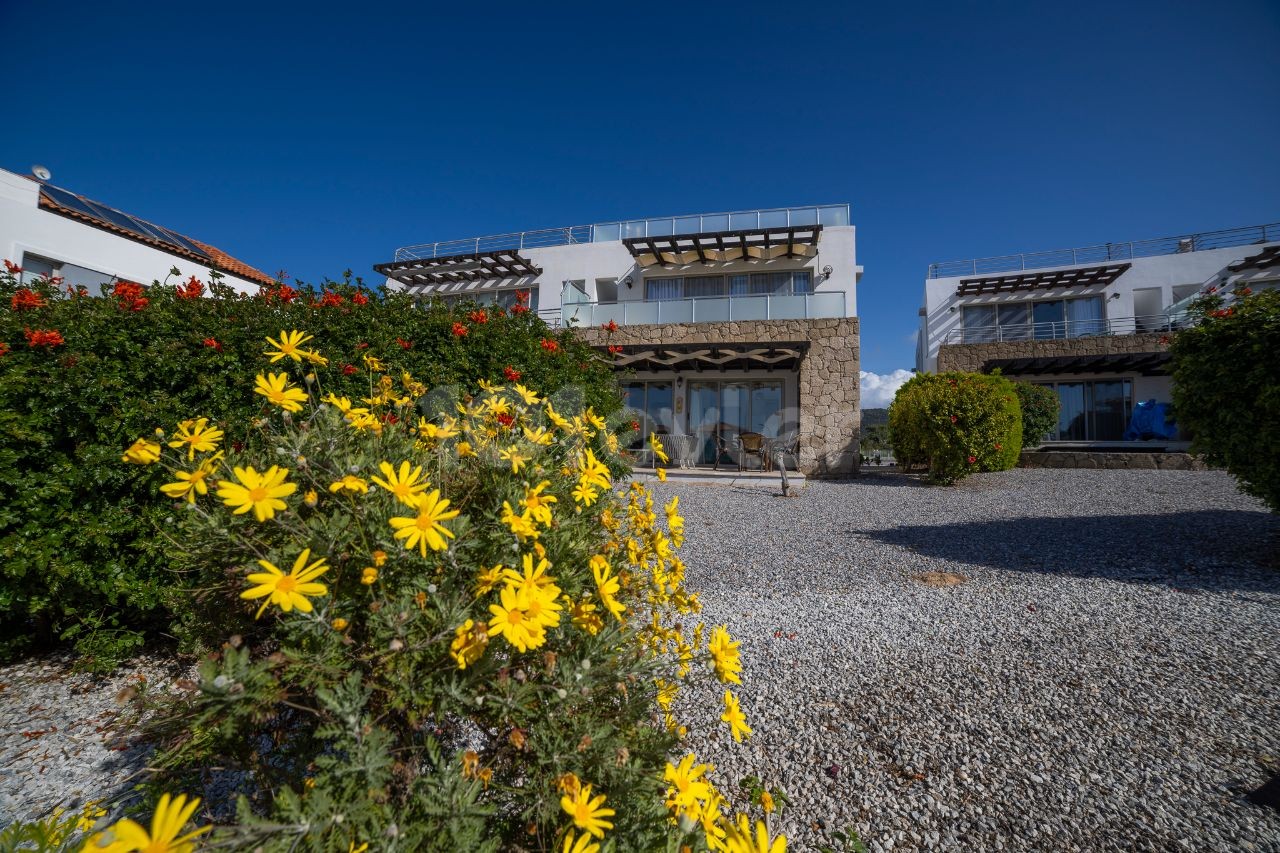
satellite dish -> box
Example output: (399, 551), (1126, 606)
(31, 165), (51, 181)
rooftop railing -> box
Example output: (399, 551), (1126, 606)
(927, 222), (1280, 279)
(942, 312), (1193, 345)
(562, 291), (846, 328)
(393, 204), (851, 262)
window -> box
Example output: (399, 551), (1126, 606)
(20, 253), (115, 294)
(621, 381), (674, 447)
(1035, 379), (1132, 441)
(433, 287), (538, 312)
(961, 296), (1104, 342)
(644, 270), (813, 301)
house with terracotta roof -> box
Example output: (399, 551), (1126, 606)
(0, 166), (273, 293)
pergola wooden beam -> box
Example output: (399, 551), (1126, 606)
(957, 263), (1131, 296)
(623, 225), (823, 268)
(374, 249), (542, 285)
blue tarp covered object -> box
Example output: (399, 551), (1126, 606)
(1124, 399), (1178, 441)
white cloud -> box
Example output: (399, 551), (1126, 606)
(860, 369), (914, 408)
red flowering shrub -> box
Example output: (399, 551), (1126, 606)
(540, 338), (559, 352)
(452, 321), (468, 337)
(503, 365), (522, 381)
(889, 372), (1022, 484)
(604, 319), (619, 333)
(511, 304), (529, 316)
(607, 344), (624, 355)
(0, 265), (621, 667)
(113, 281), (149, 311)
(468, 309), (488, 324)
(2, 260), (20, 275)
(350, 290), (369, 306)
(396, 337), (413, 350)
(318, 290), (344, 308)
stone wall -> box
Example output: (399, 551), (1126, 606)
(937, 333), (1171, 374)
(576, 318), (860, 475)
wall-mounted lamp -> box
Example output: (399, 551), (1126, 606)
(821, 265), (833, 280)
(623, 276), (633, 289)
(948, 306), (957, 313)
(1108, 292), (1121, 301)
(675, 376), (684, 389)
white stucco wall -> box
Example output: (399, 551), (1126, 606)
(916, 240), (1280, 372)
(0, 169), (261, 294)
(385, 225), (860, 321)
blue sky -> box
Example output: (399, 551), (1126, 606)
(3, 0), (1278, 381)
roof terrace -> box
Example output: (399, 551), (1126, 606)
(927, 221), (1280, 279)
(392, 204), (851, 263)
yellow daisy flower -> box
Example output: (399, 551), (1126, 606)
(159, 453), (222, 503)
(328, 474), (369, 495)
(254, 372), (308, 413)
(389, 489), (461, 556)
(721, 690), (752, 742)
(264, 329), (314, 363)
(167, 417), (223, 460)
(240, 548), (329, 618)
(708, 625), (743, 685)
(560, 784), (615, 839)
(121, 438), (161, 465)
(216, 465), (297, 522)
(370, 460), (429, 506)
(84, 793), (208, 853)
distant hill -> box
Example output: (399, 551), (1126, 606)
(861, 408), (889, 427)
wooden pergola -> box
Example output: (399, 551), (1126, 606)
(375, 250), (542, 286)
(983, 351), (1170, 376)
(956, 263), (1131, 296)
(1228, 245), (1280, 272)
(622, 225), (823, 268)
(598, 341), (808, 372)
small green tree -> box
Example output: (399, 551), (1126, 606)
(1170, 287), (1280, 511)
(889, 372), (1023, 484)
(1012, 382), (1060, 448)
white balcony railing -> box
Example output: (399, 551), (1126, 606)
(942, 312), (1192, 345)
(562, 291), (846, 327)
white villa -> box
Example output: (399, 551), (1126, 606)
(917, 222), (1280, 444)
(0, 166), (272, 294)
(378, 205), (863, 474)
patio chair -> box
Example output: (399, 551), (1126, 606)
(737, 431), (769, 471)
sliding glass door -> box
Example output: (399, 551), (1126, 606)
(621, 382), (673, 447)
(686, 380), (786, 465)
(1037, 379), (1132, 441)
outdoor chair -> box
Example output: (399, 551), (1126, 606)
(737, 431), (769, 471)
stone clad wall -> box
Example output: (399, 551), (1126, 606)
(576, 318), (860, 475)
(936, 333), (1171, 373)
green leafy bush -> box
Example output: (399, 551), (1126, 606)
(888, 372), (1023, 484)
(1171, 287), (1280, 511)
(0, 266), (619, 668)
(106, 343), (784, 851)
(1012, 381), (1060, 448)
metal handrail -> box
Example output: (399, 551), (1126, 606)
(927, 222), (1280, 279)
(562, 291), (846, 327)
(394, 203), (851, 262)
(942, 312), (1193, 344)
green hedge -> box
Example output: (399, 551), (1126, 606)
(1012, 381), (1060, 448)
(888, 372), (1023, 484)
(0, 269), (621, 666)
(1171, 287), (1280, 511)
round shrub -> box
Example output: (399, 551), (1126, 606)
(1012, 381), (1060, 448)
(888, 372), (1023, 484)
(0, 267), (620, 668)
(1171, 287), (1280, 511)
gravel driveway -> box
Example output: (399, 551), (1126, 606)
(670, 468), (1280, 852)
(2, 468), (1277, 852)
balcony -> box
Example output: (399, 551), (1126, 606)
(391, 204), (851, 262)
(562, 292), (846, 328)
(943, 312), (1191, 345)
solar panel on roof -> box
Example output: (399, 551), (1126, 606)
(41, 184), (209, 260)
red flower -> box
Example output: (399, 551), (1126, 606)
(203, 337), (223, 352)
(396, 337), (413, 350)
(3, 260), (21, 275)
(540, 338), (559, 353)
(950, 415), (958, 423)
(277, 283), (299, 303)
(381, 413), (399, 425)
(994, 443), (1002, 450)
(511, 304), (530, 316)
(603, 319), (619, 333)
(233, 441), (244, 453)
(24, 328), (65, 348)
(452, 322), (469, 337)
(514, 290), (530, 305)
(342, 363), (358, 375)
(1239, 287), (1252, 296)
(607, 344), (624, 355)
(0, 342), (9, 357)
(496, 412), (516, 428)
(630, 420), (640, 432)
(967, 455), (977, 464)
(11, 288), (45, 311)
(319, 291), (344, 308)
(1159, 335), (1170, 345)
(503, 366), (522, 382)
(49, 276), (63, 286)
(468, 309), (489, 324)
(113, 281), (148, 311)
(351, 291), (369, 306)
(176, 276), (204, 299)
(493, 306), (506, 317)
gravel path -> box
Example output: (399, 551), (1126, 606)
(668, 468), (1280, 852)
(2, 468), (1277, 852)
